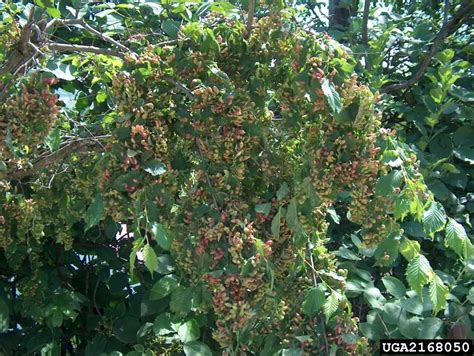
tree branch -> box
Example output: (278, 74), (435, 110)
(7, 135), (111, 180)
(382, 0), (474, 93)
(46, 42), (125, 58)
(246, 0), (255, 38)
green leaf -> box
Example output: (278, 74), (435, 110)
(323, 291), (340, 320)
(51, 310), (63, 327)
(143, 160), (167, 176)
(149, 222), (172, 250)
(422, 201), (446, 237)
(149, 275), (178, 300)
(170, 286), (193, 316)
(375, 170), (403, 195)
(0, 298), (9, 333)
(286, 198), (298, 230)
(374, 235), (400, 266)
(405, 255), (433, 296)
(429, 275), (448, 315)
(45, 128), (61, 151)
(327, 207), (340, 224)
(271, 207), (281, 238)
(382, 276), (407, 298)
(418, 317), (443, 339)
(96, 91), (108, 103)
(399, 238), (420, 261)
(162, 19), (179, 39)
(85, 194), (104, 230)
(112, 316), (141, 344)
(255, 203), (271, 216)
(321, 78), (342, 114)
(143, 244), (158, 275)
(302, 287), (326, 317)
(276, 182), (289, 200)
(445, 218), (471, 258)
(153, 313), (175, 336)
(156, 254), (176, 274)
(381, 150), (403, 168)
(334, 247), (360, 261)
(183, 341), (212, 356)
(177, 319), (200, 343)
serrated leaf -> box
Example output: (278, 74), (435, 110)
(177, 319), (200, 343)
(399, 238), (420, 261)
(150, 275), (178, 300)
(374, 235), (400, 266)
(422, 201), (446, 237)
(149, 222), (172, 250)
(85, 194), (104, 230)
(143, 244), (158, 275)
(406, 255), (433, 296)
(302, 287), (326, 317)
(394, 196), (411, 221)
(323, 291), (340, 320)
(183, 341), (212, 356)
(429, 275), (448, 315)
(375, 170), (403, 195)
(382, 276), (407, 298)
(445, 218), (468, 258)
(321, 78), (342, 113)
(271, 207), (281, 238)
(143, 160), (167, 176)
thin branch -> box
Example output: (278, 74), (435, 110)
(361, 0), (371, 69)
(246, 0), (255, 38)
(75, 18), (132, 54)
(46, 42), (125, 58)
(7, 135), (111, 180)
(164, 77), (194, 99)
(382, 0), (474, 93)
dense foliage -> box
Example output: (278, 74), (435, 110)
(0, 0), (472, 355)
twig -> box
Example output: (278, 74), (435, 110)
(75, 18), (132, 54)
(7, 135), (111, 180)
(308, 244), (329, 355)
(46, 42), (125, 58)
(164, 77), (194, 99)
(382, 0), (474, 93)
(361, 0), (371, 69)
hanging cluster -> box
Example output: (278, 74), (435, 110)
(93, 11), (397, 353)
(0, 75), (59, 156)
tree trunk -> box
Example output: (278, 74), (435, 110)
(328, 0), (352, 31)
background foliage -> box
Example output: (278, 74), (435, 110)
(0, 0), (472, 355)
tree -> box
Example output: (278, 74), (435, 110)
(0, 0), (472, 354)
